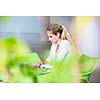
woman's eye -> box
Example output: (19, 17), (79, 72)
(49, 36), (52, 38)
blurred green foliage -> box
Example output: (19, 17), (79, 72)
(0, 16), (10, 23)
(0, 37), (35, 82)
(0, 37), (80, 83)
(37, 52), (80, 83)
(79, 54), (100, 83)
(0, 37), (99, 83)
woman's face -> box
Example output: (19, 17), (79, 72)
(47, 31), (60, 44)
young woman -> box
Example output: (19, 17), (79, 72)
(36, 23), (76, 68)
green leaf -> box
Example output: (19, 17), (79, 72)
(79, 54), (100, 82)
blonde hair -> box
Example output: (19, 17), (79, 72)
(62, 25), (77, 53)
(46, 24), (76, 52)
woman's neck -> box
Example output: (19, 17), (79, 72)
(56, 38), (61, 45)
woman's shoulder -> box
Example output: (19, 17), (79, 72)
(61, 40), (70, 46)
(60, 40), (72, 50)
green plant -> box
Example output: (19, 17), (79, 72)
(37, 52), (80, 83)
(0, 37), (36, 82)
(79, 54), (100, 83)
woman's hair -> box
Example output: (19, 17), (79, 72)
(46, 23), (74, 46)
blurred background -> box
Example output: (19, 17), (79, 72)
(0, 16), (100, 82)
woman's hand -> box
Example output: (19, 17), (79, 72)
(35, 62), (44, 68)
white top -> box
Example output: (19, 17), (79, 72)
(47, 40), (72, 63)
